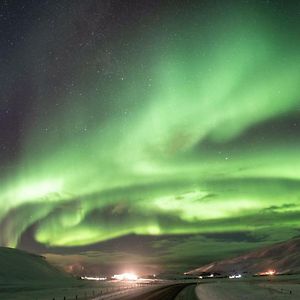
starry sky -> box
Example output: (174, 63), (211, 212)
(1, 0), (300, 275)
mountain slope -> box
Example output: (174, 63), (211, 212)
(187, 238), (300, 275)
(0, 247), (74, 283)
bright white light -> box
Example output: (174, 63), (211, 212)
(209, 274), (214, 278)
(229, 274), (242, 279)
(112, 273), (138, 281)
(81, 276), (107, 281)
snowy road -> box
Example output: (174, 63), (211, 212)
(102, 283), (194, 300)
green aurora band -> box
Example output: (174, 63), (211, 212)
(1, 2), (300, 258)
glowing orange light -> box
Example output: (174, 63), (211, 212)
(259, 269), (276, 276)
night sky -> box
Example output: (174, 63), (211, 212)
(1, 0), (300, 275)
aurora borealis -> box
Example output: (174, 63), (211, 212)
(1, 0), (300, 274)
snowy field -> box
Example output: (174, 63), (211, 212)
(196, 277), (300, 300)
(0, 281), (152, 300)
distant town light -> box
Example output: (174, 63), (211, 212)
(229, 274), (242, 279)
(81, 276), (107, 281)
(259, 269), (276, 276)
